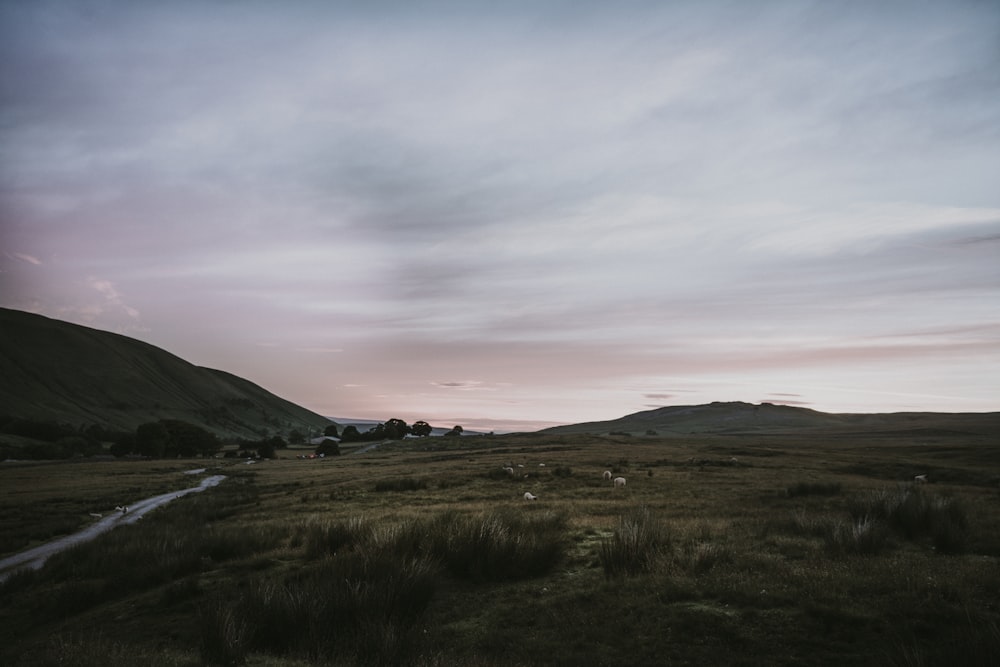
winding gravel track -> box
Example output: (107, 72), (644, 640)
(0, 474), (226, 582)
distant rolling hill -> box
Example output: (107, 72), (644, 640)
(540, 401), (1000, 437)
(0, 308), (334, 439)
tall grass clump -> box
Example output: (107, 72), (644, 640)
(375, 477), (428, 493)
(599, 506), (670, 578)
(425, 509), (567, 582)
(888, 615), (1000, 667)
(298, 516), (373, 560)
(823, 517), (889, 556)
(848, 486), (969, 553)
(784, 481), (842, 498)
(201, 548), (438, 666)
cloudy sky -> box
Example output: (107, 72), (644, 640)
(2, 1), (998, 431)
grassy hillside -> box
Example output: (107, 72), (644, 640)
(0, 308), (333, 439)
(1, 429), (998, 666)
(541, 400), (1000, 437)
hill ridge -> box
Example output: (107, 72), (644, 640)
(540, 400), (1000, 436)
(0, 308), (333, 438)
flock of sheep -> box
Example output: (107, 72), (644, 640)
(504, 464), (626, 501)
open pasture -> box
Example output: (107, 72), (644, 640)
(2, 431), (999, 666)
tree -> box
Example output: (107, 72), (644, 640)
(136, 421), (170, 457)
(411, 420), (432, 437)
(315, 438), (341, 456)
(257, 439), (277, 459)
(323, 423), (340, 438)
(288, 429), (305, 445)
(444, 425), (463, 437)
(340, 425), (361, 443)
(384, 418), (410, 440)
(161, 420), (220, 457)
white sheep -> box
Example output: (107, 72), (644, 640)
(613, 477), (626, 488)
(914, 474), (928, 484)
(504, 466), (515, 476)
(603, 470), (612, 481)
(524, 492), (538, 501)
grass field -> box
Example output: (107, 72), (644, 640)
(1, 430), (999, 666)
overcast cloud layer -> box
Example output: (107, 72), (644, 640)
(2, 1), (998, 431)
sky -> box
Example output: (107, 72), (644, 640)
(1, 0), (999, 432)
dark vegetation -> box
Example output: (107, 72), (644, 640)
(2, 425), (999, 666)
(0, 307), (333, 439)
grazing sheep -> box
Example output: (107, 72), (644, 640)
(115, 505), (129, 514)
(613, 477), (626, 488)
(504, 466), (515, 476)
(914, 474), (928, 484)
(524, 492), (538, 501)
(603, 470), (613, 481)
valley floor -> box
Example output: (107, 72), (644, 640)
(1, 430), (998, 666)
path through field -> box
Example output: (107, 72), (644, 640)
(0, 474), (226, 582)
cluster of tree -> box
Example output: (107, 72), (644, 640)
(0, 416), (130, 460)
(228, 435), (288, 460)
(110, 419), (221, 458)
(333, 419), (455, 443)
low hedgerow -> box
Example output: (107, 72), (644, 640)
(599, 506), (670, 578)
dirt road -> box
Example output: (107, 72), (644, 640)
(0, 474), (226, 582)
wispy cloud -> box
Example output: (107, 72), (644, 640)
(12, 252), (42, 265)
(1, 1), (997, 427)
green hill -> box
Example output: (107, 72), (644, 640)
(540, 400), (1000, 436)
(0, 308), (334, 439)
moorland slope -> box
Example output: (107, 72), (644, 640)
(540, 400), (1000, 436)
(0, 308), (333, 438)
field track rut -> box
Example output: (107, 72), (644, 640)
(0, 474), (226, 582)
